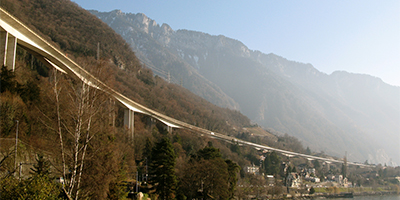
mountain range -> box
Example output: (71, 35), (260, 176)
(91, 10), (400, 165)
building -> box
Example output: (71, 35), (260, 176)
(288, 172), (301, 188)
(244, 164), (260, 175)
(335, 175), (343, 184)
(266, 175), (275, 186)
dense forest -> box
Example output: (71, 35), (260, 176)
(1, 0), (399, 199)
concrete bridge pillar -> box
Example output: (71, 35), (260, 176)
(0, 29), (17, 71)
(166, 126), (172, 133)
(1, 30), (8, 66)
(124, 109), (134, 141)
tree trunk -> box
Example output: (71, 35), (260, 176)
(53, 69), (66, 187)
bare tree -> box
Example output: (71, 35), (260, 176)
(65, 67), (108, 199)
(52, 69), (67, 184)
(44, 60), (113, 199)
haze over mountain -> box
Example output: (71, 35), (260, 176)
(91, 10), (400, 165)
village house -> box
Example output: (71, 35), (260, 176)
(287, 172), (301, 188)
(244, 164), (260, 175)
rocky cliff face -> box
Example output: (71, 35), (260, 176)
(91, 10), (400, 165)
(91, 10), (240, 110)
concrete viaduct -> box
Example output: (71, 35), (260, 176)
(0, 7), (368, 167)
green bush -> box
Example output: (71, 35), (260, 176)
(0, 175), (63, 199)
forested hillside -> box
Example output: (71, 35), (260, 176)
(0, 0), (312, 199)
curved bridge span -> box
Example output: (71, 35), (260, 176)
(0, 7), (367, 167)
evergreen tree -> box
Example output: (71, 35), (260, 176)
(30, 153), (51, 177)
(143, 137), (153, 161)
(226, 159), (240, 199)
(195, 146), (221, 160)
(341, 163), (347, 178)
(150, 137), (177, 199)
(141, 137), (153, 187)
(309, 187), (315, 194)
(0, 65), (16, 93)
(263, 152), (281, 176)
(181, 146), (231, 200)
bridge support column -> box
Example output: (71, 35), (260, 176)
(0, 30), (17, 71)
(167, 126), (172, 133)
(1, 30), (7, 67)
(124, 109), (134, 141)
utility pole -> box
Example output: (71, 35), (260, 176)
(145, 157), (148, 184)
(14, 120), (19, 174)
(136, 171), (139, 192)
(19, 162), (22, 181)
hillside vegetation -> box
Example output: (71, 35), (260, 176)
(0, 0), (307, 199)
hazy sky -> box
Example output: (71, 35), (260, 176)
(72, 0), (400, 87)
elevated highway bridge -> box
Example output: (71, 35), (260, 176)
(0, 7), (368, 168)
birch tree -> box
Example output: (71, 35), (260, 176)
(45, 60), (114, 199)
(52, 69), (67, 185)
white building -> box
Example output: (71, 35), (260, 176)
(288, 172), (301, 188)
(244, 164), (260, 175)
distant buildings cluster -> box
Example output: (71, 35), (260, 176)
(243, 160), (353, 189)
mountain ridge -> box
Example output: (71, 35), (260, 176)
(91, 9), (241, 110)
